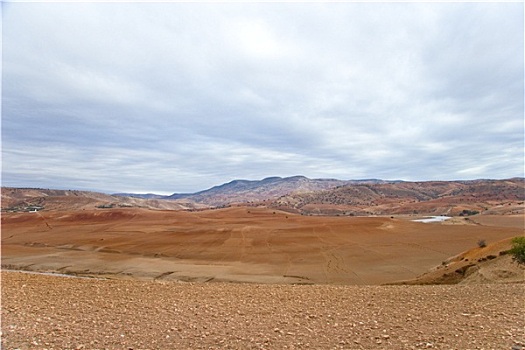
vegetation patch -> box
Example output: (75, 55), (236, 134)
(509, 236), (525, 265)
(459, 209), (480, 216)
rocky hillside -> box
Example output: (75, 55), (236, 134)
(270, 178), (525, 216)
(1, 188), (203, 212)
(165, 176), (350, 206)
(4, 177), (524, 215)
(395, 237), (525, 285)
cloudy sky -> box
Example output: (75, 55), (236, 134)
(2, 2), (523, 194)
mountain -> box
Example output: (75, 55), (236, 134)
(166, 176), (349, 206)
(270, 178), (525, 216)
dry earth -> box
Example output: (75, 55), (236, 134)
(2, 271), (524, 350)
(2, 207), (523, 284)
(395, 236), (525, 285)
(2, 206), (525, 349)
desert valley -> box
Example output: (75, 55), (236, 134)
(4, 1), (523, 348)
(2, 177), (524, 349)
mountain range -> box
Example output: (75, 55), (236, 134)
(115, 176), (398, 205)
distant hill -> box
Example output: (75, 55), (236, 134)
(112, 193), (167, 200)
(111, 176), (403, 206)
(4, 177), (524, 215)
(1, 188), (204, 212)
(165, 176), (350, 206)
(270, 178), (525, 216)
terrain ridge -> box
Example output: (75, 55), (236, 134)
(4, 177), (523, 216)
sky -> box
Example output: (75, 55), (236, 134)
(2, 2), (524, 194)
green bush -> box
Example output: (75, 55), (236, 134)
(509, 236), (525, 265)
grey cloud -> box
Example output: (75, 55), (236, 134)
(2, 2), (523, 193)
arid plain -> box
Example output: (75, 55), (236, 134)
(2, 184), (524, 349)
(2, 207), (523, 284)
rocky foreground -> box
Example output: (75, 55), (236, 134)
(2, 271), (524, 350)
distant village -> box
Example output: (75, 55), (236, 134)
(2, 205), (44, 213)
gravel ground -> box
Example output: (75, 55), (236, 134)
(2, 271), (524, 350)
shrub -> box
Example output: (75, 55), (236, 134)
(509, 236), (525, 265)
(477, 239), (487, 248)
(459, 209), (480, 216)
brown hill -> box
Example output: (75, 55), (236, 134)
(1, 187), (205, 212)
(166, 176), (349, 206)
(271, 178), (525, 216)
(396, 236), (525, 285)
(6, 178), (522, 216)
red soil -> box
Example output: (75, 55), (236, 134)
(2, 207), (523, 285)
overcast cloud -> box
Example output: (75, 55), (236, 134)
(2, 2), (523, 194)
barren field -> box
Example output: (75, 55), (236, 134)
(2, 207), (524, 349)
(1, 207), (523, 284)
(2, 271), (524, 350)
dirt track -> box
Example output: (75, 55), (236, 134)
(2, 271), (524, 350)
(2, 207), (523, 284)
